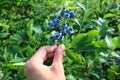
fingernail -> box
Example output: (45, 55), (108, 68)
(59, 44), (65, 50)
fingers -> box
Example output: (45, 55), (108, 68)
(52, 44), (65, 65)
(31, 45), (57, 64)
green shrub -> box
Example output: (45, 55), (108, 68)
(0, 0), (120, 80)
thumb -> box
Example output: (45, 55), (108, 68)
(52, 44), (65, 65)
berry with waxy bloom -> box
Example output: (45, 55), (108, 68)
(115, 58), (120, 64)
(69, 11), (76, 17)
(48, 16), (61, 28)
(50, 31), (63, 45)
(61, 24), (74, 36)
(49, 20), (54, 27)
(64, 13), (71, 19)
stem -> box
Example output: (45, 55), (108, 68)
(78, 11), (85, 33)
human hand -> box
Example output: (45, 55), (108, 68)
(24, 44), (66, 80)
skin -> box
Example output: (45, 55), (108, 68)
(24, 44), (66, 80)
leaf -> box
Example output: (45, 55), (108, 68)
(78, 44), (99, 51)
(103, 13), (116, 18)
(95, 57), (106, 64)
(0, 33), (9, 38)
(66, 75), (76, 80)
(86, 30), (99, 43)
(10, 34), (23, 41)
(32, 25), (42, 34)
(65, 49), (76, 60)
(71, 30), (99, 49)
(73, 19), (80, 26)
(71, 33), (88, 47)
(27, 19), (34, 39)
(10, 58), (24, 63)
(84, 9), (93, 21)
(66, 49), (83, 64)
(105, 34), (114, 50)
(70, 30), (101, 51)
(27, 19), (33, 28)
(111, 52), (120, 57)
(13, 62), (25, 66)
(43, 19), (49, 31)
(93, 40), (108, 48)
(112, 37), (120, 48)
(13, 46), (24, 57)
(25, 45), (34, 57)
(110, 65), (120, 73)
(77, 2), (86, 11)
(89, 72), (100, 79)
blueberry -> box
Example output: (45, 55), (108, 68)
(66, 26), (73, 35)
(115, 58), (120, 64)
(53, 18), (60, 28)
(52, 32), (61, 39)
(62, 24), (68, 30)
(68, 26), (73, 31)
(69, 11), (75, 17)
(64, 13), (70, 19)
(108, 58), (113, 62)
(98, 68), (102, 72)
(58, 34), (62, 41)
(49, 21), (54, 27)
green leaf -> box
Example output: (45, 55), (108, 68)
(112, 37), (120, 48)
(10, 34), (23, 41)
(93, 40), (108, 48)
(105, 34), (114, 50)
(77, 2), (86, 11)
(111, 52), (120, 57)
(10, 58), (24, 63)
(66, 49), (83, 64)
(13, 46), (24, 57)
(32, 25), (42, 34)
(0, 33), (9, 38)
(103, 13), (116, 18)
(27, 19), (34, 39)
(95, 57), (106, 64)
(110, 65), (120, 73)
(25, 45), (34, 57)
(13, 62), (25, 66)
(73, 19), (80, 26)
(43, 19), (49, 31)
(86, 30), (99, 43)
(71, 30), (99, 49)
(71, 33), (87, 47)
(27, 19), (33, 28)
(89, 72), (100, 79)
(66, 75), (76, 80)
(78, 44), (100, 51)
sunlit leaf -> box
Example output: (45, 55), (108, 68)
(77, 2), (86, 11)
(103, 13), (116, 18)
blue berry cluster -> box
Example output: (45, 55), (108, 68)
(48, 8), (75, 45)
(49, 16), (61, 28)
(50, 31), (62, 45)
(60, 8), (76, 18)
(62, 24), (74, 36)
(108, 57), (120, 64)
(115, 58), (120, 64)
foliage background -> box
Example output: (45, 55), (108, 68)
(0, 0), (120, 80)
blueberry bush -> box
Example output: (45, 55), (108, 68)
(0, 0), (120, 80)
